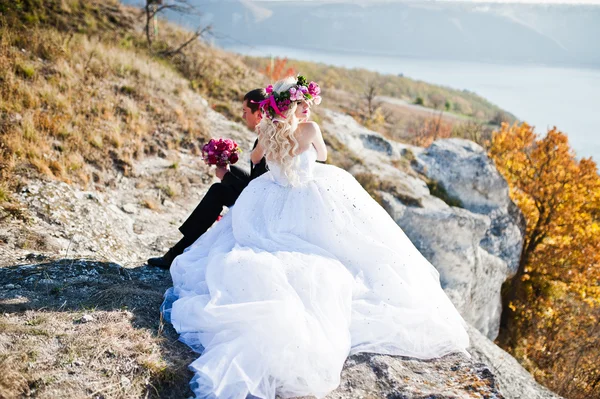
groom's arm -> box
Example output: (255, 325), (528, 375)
(229, 164), (250, 180)
(222, 165), (250, 192)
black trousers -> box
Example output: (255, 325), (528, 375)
(178, 165), (250, 243)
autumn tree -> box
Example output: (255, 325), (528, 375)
(357, 79), (393, 131)
(261, 57), (296, 81)
(489, 122), (600, 399)
(429, 93), (446, 110)
(407, 113), (453, 147)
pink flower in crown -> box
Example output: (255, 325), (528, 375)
(313, 96), (322, 105)
(308, 82), (320, 97)
(289, 87), (301, 101)
(299, 86), (308, 95)
(265, 85), (273, 94)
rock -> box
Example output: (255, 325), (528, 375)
(25, 253), (49, 262)
(415, 139), (511, 213)
(327, 351), (503, 399)
(157, 148), (168, 158)
(133, 222), (144, 234)
(415, 138), (525, 275)
(38, 278), (57, 289)
(5, 284), (15, 289)
(121, 203), (137, 214)
(80, 314), (94, 323)
(325, 324), (565, 399)
(162, 199), (176, 208)
(120, 375), (131, 389)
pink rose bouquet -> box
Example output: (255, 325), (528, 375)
(201, 138), (241, 167)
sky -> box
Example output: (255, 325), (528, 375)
(257, 0), (600, 4)
(433, 0), (600, 3)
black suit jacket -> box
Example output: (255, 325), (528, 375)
(221, 139), (268, 194)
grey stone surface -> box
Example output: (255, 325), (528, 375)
(414, 138), (525, 275)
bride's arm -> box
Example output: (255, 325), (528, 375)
(310, 123), (328, 162)
(251, 140), (266, 165)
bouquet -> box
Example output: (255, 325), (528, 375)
(201, 138), (241, 167)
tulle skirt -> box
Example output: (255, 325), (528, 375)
(162, 163), (470, 399)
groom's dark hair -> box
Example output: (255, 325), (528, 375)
(244, 89), (268, 113)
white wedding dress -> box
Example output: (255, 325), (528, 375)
(162, 146), (470, 399)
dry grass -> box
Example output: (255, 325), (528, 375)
(0, 3), (212, 195)
(0, 261), (196, 398)
(0, 309), (191, 398)
(141, 198), (159, 210)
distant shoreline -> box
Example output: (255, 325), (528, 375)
(221, 42), (600, 73)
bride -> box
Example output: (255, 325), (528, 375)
(162, 76), (470, 399)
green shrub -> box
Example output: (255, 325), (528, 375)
(0, 185), (9, 202)
(15, 62), (36, 79)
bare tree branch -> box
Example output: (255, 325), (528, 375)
(144, 0), (206, 51)
(159, 25), (212, 57)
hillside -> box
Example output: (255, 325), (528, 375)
(0, 0), (514, 201)
(0, 0), (264, 196)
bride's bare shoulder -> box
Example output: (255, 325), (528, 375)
(297, 121), (321, 136)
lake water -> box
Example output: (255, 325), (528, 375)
(226, 45), (600, 161)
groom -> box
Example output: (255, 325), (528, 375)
(148, 88), (269, 269)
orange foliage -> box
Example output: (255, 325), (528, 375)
(261, 57), (296, 81)
(407, 114), (453, 147)
(490, 122), (600, 399)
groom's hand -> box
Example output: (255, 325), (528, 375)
(215, 166), (229, 180)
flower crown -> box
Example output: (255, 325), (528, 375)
(259, 75), (322, 121)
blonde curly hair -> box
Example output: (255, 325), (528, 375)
(257, 76), (303, 185)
